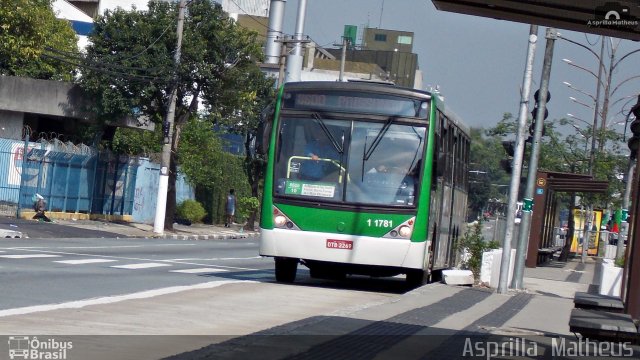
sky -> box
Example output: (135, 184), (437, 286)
(279, 0), (640, 134)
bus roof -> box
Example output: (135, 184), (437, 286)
(282, 81), (470, 136)
(283, 81), (432, 101)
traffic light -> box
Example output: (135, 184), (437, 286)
(628, 95), (640, 159)
(530, 89), (550, 136)
(500, 140), (515, 173)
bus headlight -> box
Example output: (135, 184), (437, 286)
(274, 215), (287, 227)
(398, 225), (412, 238)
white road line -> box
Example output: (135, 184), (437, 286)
(111, 263), (172, 269)
(2, 244), (196, 250)
(169, 268), (229, 274)
(0, 280), (254, 318)
(0, 254), (61, 259)
(54, 259), (118, 265)
(168, 256), (262, 261)
(1, 248), (258, 271)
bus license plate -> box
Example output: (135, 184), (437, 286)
(326, 239), (353, 250)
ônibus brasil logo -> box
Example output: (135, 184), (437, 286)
(8, 336), (73, 360)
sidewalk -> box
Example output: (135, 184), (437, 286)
(166, 257), (612, 359)
(52, 219), (260, 240)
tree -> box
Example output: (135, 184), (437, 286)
(0, 0), (79, 81)
(467, 127), (511, 219)
(219, 66), (275, 230)
(78, 0), (266, 230)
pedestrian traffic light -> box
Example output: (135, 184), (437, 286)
(530, 89), (550, 136)
(628, 95), (640, 159)
(500, 140), (515, 173)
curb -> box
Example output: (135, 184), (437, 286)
(0, 229), (24, 238)
(153, 231), (260, 241)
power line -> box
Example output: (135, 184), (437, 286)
(45, 46), (170, 74)
(41, 52), (172, 84)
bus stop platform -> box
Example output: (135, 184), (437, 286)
(165, 256), (640, 359)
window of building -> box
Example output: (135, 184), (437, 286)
(397, 35), (413, 45)
(374, 34), (387, 42)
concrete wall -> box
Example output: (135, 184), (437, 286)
(0, 76), (90, 120)
(0, 76), (154, 131)
(132, 158), (194, 224)
(0, 111), (24, 140)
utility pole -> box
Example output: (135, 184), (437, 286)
(619, 159), (635, 259)
(511, 27), (557, 290)
(153, 0), (186, 235)
(496, 25), (538, 294)
(335, 37), (349, 82)
(276, 36), (310, 87)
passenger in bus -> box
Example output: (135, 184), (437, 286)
(300, 135), (339, 181)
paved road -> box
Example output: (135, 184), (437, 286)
(0, 217), (123, 239)
(0, 236), (410, 311)
(0, 236), (408, 359)
(0, 236), (272, 310)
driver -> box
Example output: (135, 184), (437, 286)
(300, 133), (339, 181)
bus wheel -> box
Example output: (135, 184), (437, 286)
(275, 257), (298, 283)
(405, 269), (427, 289)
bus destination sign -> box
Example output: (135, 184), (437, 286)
(285, 91), (426, 117)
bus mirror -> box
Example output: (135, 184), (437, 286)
(256, 104), (274, 155)
(256, 121), (271, 155)
(435, 152), (446, 177)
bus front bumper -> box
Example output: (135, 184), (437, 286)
(259, 228), (427, 270)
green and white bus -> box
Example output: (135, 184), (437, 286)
(257, 81), (470, 287)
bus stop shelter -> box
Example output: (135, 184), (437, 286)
(525, 171), (608, 268)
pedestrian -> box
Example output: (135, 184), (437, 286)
(32, 194), (51, 222)
(225, 189), (236, 228)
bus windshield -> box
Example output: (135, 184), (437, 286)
(274, 116), (426, 207)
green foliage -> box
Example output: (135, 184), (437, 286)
(178, 118), (225, 189)
(78, 1), (273, 229)
(0, 0), (79, 81)
(80, 0), (266, 125)
(456, 221), (500, 281)
(111, 127), (163, 155)
(467, 127), (511, 218)
(615, 256), (625, 268)
(483, 113), (628, 211)
(194, 153), (253, 225)
(176, 199), (207, 223)
(236, 196), (260, 223)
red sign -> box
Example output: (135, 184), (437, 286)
(326, 239), (353, 250)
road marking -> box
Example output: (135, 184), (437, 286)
(169, 256), (262, 261)
(169, 267), (229, 274)
(0, 254), (61, 259)
(54, 259), (118, 265)
(111, 263), (172, 269)
(2, 248), (258, 271)
(0, 280), (254, 318)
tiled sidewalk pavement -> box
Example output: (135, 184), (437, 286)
(166, 257), (622, 360)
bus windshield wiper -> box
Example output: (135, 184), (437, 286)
(363, 116), (396, 161)
(313, 113), (344, 154)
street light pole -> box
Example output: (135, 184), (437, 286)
(588, 39), (604, 176)
(497, 24), (538, 293)
(511, 27), (555, 290)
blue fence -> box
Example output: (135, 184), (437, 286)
(0, 137), (194, 223)
(131, 158), (194, 224)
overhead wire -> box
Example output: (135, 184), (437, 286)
(41, 52), (173, 84)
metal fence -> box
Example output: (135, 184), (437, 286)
(0, 137), (140, 218)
